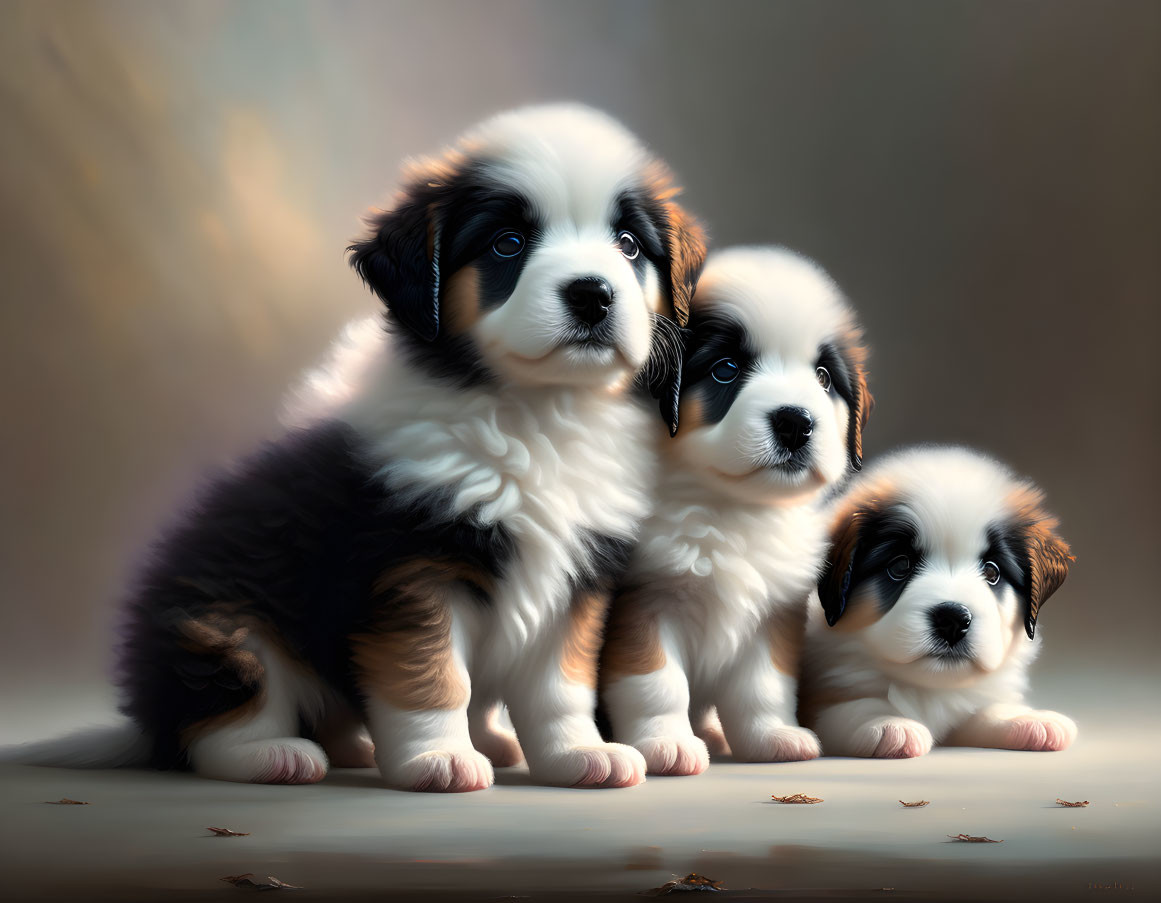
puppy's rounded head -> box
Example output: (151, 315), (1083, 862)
(669, 247), (872, 505)
(817, 447), (1072, 688)
(348, 104), (705, 427)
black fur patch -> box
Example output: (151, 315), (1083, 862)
(116, 421), (514, 768)
(984, 523), (1030, 601)
(682, 313), (757, 424)
(844, 505), (924, 615)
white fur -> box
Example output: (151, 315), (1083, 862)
(603, 248), (862, 773)
(275, 106), (669, 789)
(188, 633), (329, 784)
(802, 446), (1077, 757)
(672, 247), (854, 504)
(460, 105), (662, 388)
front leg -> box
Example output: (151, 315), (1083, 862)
(945, 703), (1077, 751)
(602, 623), (709, 776)
(507, 591), (646, 788)
(351, 575), (492, 793)
(811, 697), (933, 758)
(715, 626), (820, 763)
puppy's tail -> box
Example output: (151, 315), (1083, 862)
(0, 723), (151, 769)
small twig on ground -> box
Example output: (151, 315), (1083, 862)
(770, 793), (823, 804)
(220, 874), (300, 890)
(899, 800), (930, 807)
(45, 798), (89, 805)
(642, 873), (725, 895)
(1056, 798), (1090, 808)
(207, 826), (251, 836)
(948, 834), (1003, 843)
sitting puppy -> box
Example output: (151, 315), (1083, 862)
(600, 247), (873, 774)
(17, 105), (706, 791)
(799, 446), (1076, 757)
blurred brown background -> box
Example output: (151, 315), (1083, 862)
(1, 0), (1158, 738)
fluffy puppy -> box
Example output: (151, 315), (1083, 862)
(799, 446), (1076, 758)
(17, 105), (706, 791)
(599, 247), (872, 775)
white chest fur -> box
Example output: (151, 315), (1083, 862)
(293, 321), (657, 674)
(629, 471), (829, 672)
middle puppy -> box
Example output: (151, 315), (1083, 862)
(600, 247), (873, 774)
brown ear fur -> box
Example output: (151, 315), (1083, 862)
(642, 160), (707, 328)
(1007, 486), (1073, 639)
(840, 326), (874, 471)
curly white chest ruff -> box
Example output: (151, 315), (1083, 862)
(630, 474), (828, 669)
(328, 332), (655, 660)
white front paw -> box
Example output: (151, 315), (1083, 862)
(635, 735), (710, 776)
(532, 742), (646, 788)
(858, 717), (933, 758)
(732, 724), (821, 763)
(382, 748), (494, 792)
(1002, 710), (1077, 751)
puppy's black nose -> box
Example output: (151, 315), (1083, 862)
(563, 277), (613, 326)
(929, 603), (972, 647)
(770, 406), (813, 453)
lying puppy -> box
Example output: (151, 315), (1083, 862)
(600, 247), (872, 774)
(800, 446), (1076, 757)
(18, 105), (706, 791)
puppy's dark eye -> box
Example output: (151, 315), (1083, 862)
(710, 358), (739, 384)
(492, 231), (525, 258)
(886, 555), (912, 581)
(617, 231), (640, 260)
(982, 561), (1001, 586)
(816, 366), (832, 392)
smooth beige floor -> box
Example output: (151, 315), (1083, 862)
(1, 686), (1158, 902)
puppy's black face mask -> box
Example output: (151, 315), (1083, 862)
(348, 158), (706, 425)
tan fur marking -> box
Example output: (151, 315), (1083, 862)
(561, 592), (609, 688)
(442, 265), (481, 334)
(351, 558), (491, 712)
(176, 612), (264, 686)
(642, 160), (707, 327)
(599, 587), (667, 680)
(767, 604), (808, 675)
(675, 394), (705, 433)
(837, 319), (874, 466)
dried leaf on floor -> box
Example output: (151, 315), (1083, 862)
(1056, 799), (1090, 808)
(770, 793), (823, 804)
(643, 872), (725, 895)
(899, 800), (930, 808)
(947, 834), (1003, 843)
(207, 826), (251, 836)
(45, 798), (89, 805)
(220, 873), (300, 890)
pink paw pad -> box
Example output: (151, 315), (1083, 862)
(638, 736), (710, 776)
(1004, 716), (1075, 751)
(254, 743), (329, 784)
(405, 750), (494, 793)
(873, 721), (932, 759)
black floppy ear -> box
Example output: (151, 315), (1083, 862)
(1009, 490), (1073, 639)
(818, 512), (861, 626)
(642, 317), (688, 437)
(348, 164), (456, 342)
